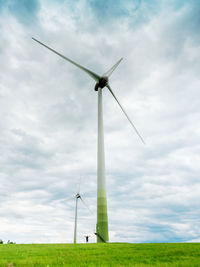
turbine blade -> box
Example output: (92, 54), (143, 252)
(77, 176), (82, 194)
(103, 58), (123, 77)
(106, 84), (145, 144)
(80, 196), (93, 214)
(53, 196), (75, 204)
(32, 37), (100, 82)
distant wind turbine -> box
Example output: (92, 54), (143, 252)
(32, 37), (144, 243)
(73, 190), (89, 244)
(55, 181), (91, 244)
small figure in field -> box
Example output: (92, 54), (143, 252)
(85, 235), (90, 243)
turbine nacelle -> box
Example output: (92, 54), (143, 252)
(94, 76), (108, 91)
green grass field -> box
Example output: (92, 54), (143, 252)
(0, 243), (199, 266)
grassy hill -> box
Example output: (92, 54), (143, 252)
(0, 242), (199, 266)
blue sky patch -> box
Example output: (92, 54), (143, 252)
(0, 0), (40, 24)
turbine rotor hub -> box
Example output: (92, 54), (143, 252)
(76, 193), (81, 199)
(94, 76), (108, 91)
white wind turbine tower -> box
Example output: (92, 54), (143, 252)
(32, 37), (145, 243)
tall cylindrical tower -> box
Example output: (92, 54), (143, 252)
(96, 88), (109, 243)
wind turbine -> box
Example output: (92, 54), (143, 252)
(54, 182), (91, 244)
(73, 190), (89, 244)
(73, 178), (92, 244)
(32, 37), (145, 243)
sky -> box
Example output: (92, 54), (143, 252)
(0, 0), (200, 244)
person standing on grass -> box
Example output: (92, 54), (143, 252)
(85, 235), (90, 243)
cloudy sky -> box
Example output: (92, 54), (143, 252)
(0, 0), (200, 244)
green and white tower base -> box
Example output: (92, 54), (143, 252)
(96, 88), (109, 243)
